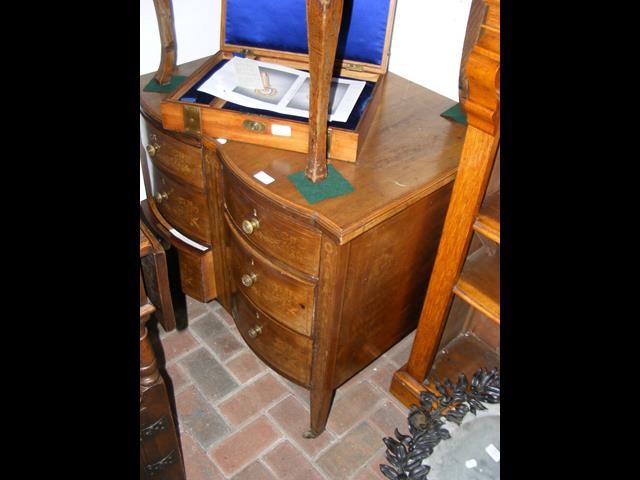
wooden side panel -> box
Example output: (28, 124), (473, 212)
(176, 248), (217, 302)
(334, 183), (453, 386)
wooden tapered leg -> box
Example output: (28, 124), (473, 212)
(305, 238), (350, 437)
(305, 387), (336, 438)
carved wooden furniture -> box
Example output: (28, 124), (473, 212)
(141, 66), (467, 436)
(140, 0), (469, 437)
(140, 221), (186, 480)
(390, 0), (500, 408)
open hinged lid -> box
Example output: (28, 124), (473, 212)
(221, 0), (397, 75)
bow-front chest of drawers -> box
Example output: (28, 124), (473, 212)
(140, 57), (465, 435)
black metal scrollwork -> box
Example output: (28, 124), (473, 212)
(380, 368), (500, 480)
(144, 450), (176, 476)
(140, 417), (168, 441)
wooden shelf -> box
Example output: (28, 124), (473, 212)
(453, 246), (500, 323)
(390, 333), (499, 408)
(473, 190), (500, 244)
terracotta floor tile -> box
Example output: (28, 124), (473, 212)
(268, 395), (335, 459)
(160, 330), (199, 363)
(180, 432), (225, 480)
(179, 348), (238, 402)
(218, 374), (288, 426)
(175, 386), (230, 449)
(317, 422), (382, 480)
(209, 416), (281, 477)
(190, 312), (244, 361)
(368, 400), (409, 438)
(225, 350), (267, 383)
(326, 381), (381, 436)
(263, 440), (325, 480)
(230, 460), (278, 480)
(165, 362), (190, 393)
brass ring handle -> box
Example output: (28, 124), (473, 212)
(241, 272), (257, 287)
(242, 217), (260, 235)
(155, 192), (169, 204)
(146, 143), (161, 157)
(248, 325), (262, 338)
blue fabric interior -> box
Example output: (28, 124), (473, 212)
(181, 58), (376, 130)
(225, 0), (390, 66)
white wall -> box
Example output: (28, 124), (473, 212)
(140, 0), (472, 200)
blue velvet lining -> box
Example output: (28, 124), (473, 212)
(181, 58), (376, 130)
(225, 0), (390, 66)
(179, 59), (229, 104)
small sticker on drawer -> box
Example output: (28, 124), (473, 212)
(253, 171), (275, 185)
(271, 124), (292, 136)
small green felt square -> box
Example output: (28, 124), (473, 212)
(441, 102), (468, 125)
(143, 75), (187, 93)
(288, 164), (354, 205)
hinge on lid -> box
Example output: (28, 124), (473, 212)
(236, 48), (254, 58)
(344, 62), (364, 72)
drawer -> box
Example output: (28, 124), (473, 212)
(233, 291), (311, 386)
(223, 166), (321, 276)
(176, 247), (217, 303)
(228, 216), (315, 336)
(144, 120), (205, 190)
(151, 164), (211, 245)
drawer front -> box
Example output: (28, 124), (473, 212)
(144, 121), (205, 190)
(233, 292), (311, 386)
(151, 164), (211, 245)
(228, 217), (315, 336)
(223, 166), (321, 276)
(176, 247), (217, 302)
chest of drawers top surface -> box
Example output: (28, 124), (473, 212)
(141, 58), (466, 244)
(213, 73), (465, 244)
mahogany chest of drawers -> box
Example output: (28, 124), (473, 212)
(140, 57), (465, 435)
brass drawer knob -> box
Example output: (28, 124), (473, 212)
(242, 217), (260, 235)
(146, 143), (160, 157)
(154, 191), (169, 204)
(241, 272), (257, 287)
(248, 325), (263, 338)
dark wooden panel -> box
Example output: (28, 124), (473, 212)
(334, 183), (453, 386)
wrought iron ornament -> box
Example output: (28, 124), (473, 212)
(380, 368), (500, 480)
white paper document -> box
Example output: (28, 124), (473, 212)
(197, 57), (366, 123)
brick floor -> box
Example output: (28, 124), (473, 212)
(150, 297), (413, 479)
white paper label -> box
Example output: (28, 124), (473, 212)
(233, 57), (263, 90)
(271, 124), (292, 136)
(485, 444), (500, 462)
(253, 171), (275, 185)
(169, 228), (209, 251)
(216, 138), (227, 144)
(465, 459), (477, 469)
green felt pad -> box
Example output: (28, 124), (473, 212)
(288, 164), (354, 205)
(143, 75), (187, 93)
(440, 102), (468, 125)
